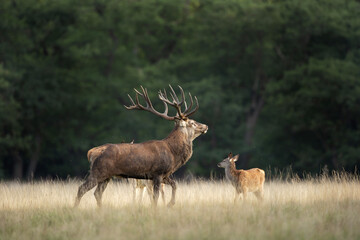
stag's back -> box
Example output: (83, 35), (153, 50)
(89, 142), (175, 181)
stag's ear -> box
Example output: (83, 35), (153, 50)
(232, 154), (239, 162)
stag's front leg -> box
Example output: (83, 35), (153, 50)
(152, 177), (161, 207)
(164, 177), (176, 207)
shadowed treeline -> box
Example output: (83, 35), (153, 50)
(0, 0), (359, 180)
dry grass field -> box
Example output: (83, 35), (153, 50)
(1, 174), (360, 240)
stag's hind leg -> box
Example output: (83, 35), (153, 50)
(74, 177), (98, 207)
(94, 178), (110, 207)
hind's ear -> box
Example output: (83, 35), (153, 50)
(228, 152), (233, 158)
(232, 154), (239, 162)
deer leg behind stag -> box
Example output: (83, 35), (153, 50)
(160, 184), (165, 205)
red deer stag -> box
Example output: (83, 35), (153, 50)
(218, 153), (265, 202)
(74, 85), (208, 207)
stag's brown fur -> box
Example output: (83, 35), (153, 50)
(75, 85), (207, 208)
(218, 153), (265, 202)
(87, 143), (166, 204)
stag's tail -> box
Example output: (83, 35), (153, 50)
(87, 145), (109, 167)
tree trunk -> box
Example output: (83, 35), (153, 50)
(13, 151), (23, 180)
(26, 136), (42, 180)
(241, 68), (265, 169)
(242, 96), (264, 168)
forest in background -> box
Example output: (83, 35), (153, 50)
(0, 0), (359, 180)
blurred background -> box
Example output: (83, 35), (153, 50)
(0, 0), (359, 180)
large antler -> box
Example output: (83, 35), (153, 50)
(124, 85), (199, 120)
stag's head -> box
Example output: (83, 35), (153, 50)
(217, 153), (239, 168)
(124, 85), (208, 140)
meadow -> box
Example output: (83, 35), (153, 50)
(1, 173), (360, 240)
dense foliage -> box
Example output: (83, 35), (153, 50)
(0, 0), (359, 180)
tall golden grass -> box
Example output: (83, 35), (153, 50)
(1, 173), (360, 240)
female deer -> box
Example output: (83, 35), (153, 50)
(218, 153), (265, 202)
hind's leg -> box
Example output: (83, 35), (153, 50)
(74, 177), (98, 207)
(94, 178), (110, 207)
(254, 188), (264, 201)
(242, 187), (248, 201)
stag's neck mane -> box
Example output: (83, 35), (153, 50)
(164, 125), (193, 163)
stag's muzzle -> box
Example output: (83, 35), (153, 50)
(203, 125), (208, 134)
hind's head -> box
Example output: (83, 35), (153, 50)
(217, 152), (239, 168)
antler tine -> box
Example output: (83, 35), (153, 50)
(157, 89), (169, 115)
(183, 98), (188, 111)
(135, 90), (143, 107)
(177, 85), (186, 106)
(161, 94), (182, 119)
(168, 85), (180, 103)
(183, 92), (194, 115)
(125, 85), (196, 120)
(158, 89), (173, 105)
(162, 98), (169, 115)
(124, 94), (138, 109)
(125, 86), (174, 121)
(184, 96), (199, 118)
(141, 86), (154, 108)
(134, 88), (144, 98)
